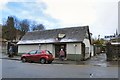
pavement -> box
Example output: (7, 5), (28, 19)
(1, 54), (84, 65)
(1, 53), (119, 67)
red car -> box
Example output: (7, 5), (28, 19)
(21, 50), (54, 64)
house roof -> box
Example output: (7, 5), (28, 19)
(17, 26), (91, 44)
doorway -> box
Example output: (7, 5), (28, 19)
(54, 44), (66, 58)
(81, 43), (85, 60)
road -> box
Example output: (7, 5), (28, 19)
(2, 59), (118, 78)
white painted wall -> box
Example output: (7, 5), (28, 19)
(66, 43), (81, 55)
(18, 44), (55, 56)
(83, 39), (91, 52)
(83, 39), (91, 58)
(18, 45), (39, 53)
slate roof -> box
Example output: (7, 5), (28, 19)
(17, 26), (91, 44)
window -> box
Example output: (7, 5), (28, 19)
(58, 33), (66, 39)
(36, 50), (41, 54)
(46, 50), (52, 54)
(29, 50), (37, 54)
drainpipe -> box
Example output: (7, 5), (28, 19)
(39, 44), (41, 50)
(93, 44), (96, 56)
(74, 44), (77, 63)
(45, 41), (47, 50)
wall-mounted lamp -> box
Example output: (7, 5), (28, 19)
(73, 44), (77, 47)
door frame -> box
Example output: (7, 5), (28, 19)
(54, 43), (66, 58)
(81, 43), (85, 60)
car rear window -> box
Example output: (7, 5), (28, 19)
(45, 50), (52, 54)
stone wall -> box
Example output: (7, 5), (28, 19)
(106, 43), (120, 61)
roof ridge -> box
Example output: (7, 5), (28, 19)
(29, 26), (89, 33)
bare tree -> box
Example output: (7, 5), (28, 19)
(32, 24), (45, 31)
(20, 19), (30, 33)
(14, 16), (21, 30)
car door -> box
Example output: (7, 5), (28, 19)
(32, 50), (42, 62)
(28, 50), (37, 61)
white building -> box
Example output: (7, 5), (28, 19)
(17, 26), (92, 61)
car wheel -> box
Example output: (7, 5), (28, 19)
(48, 61), (52, 64)
(40, 58), (46, 64)
(21, 57), (27, 62)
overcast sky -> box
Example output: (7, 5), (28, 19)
(0, 0), (119, 38)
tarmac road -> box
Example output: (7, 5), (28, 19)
(2, 59), (118, 78)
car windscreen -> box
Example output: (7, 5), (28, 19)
(29, 50), (37, 54)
